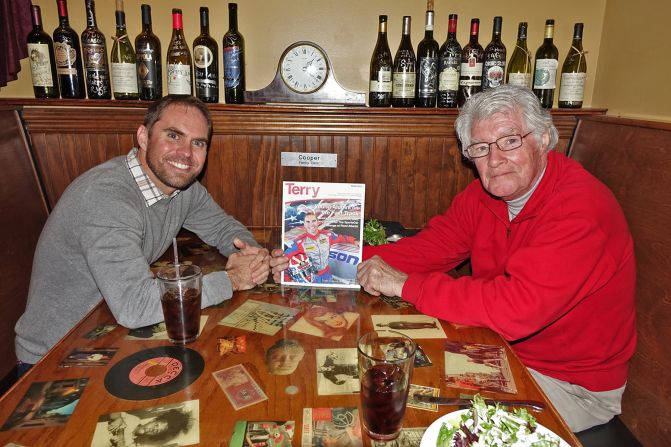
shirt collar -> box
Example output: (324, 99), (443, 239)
(126, 148), (179, 207)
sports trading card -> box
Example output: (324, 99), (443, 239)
(301, 407), (362, 447)
(316, 348), (360, 395)
(84, 324), (117, 340)
(59, 348), (118, 367)
(1, 378), (88, 431)
(230, 420), (295, 447)
(406, 384), (440, 412)
(126, 316), (208, 340)
(414, 344), (433, 367)
(90, 400), (199, 446)
(443, 340), (517, 394)
(218, 335), (247, 356)
(371, 315), (447, 339)
(213, 364), (268, 410)
(218, 299), (299, 336)
(289, 305), (359, 341)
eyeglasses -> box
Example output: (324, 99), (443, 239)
(466, 132), (533, 159)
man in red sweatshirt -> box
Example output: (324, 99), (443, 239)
(357, 85), (636, 432)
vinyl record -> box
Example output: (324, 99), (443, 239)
(104, 346), (204, 400)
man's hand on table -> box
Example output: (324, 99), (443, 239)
(226, 239), (271, 290)
(270, 248), (288, 283)
(357, 255), (408, 298)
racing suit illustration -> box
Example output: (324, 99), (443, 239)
(285, 230), (357, 283)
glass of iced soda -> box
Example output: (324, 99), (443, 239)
(157, 264), (202, 344)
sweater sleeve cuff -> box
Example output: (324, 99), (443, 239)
(202, 271), (233, 307)
(401, 272), (431, 306)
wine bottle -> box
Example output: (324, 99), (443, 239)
(458, 18), (483, 106)
(392, 16), (416, 107)
(135, 4), (162, 101)
(416, 9), (439, 107)
(506, 22), (532, 88)
(482, 16), (506, 91)
(167, 8), (192, 95)
(53, 0), (85, 99)
(533, 19), (559, 108)
(223, 3), (245, 104)
(194, 7), (219, 103)
(559, 23), (587, 108)
(81, 0), (111, 99)
(110, 0), (139, 100)
(368, 15), (393, 107)
(27, 5), (59, 98)
(437, 14), (461, 108)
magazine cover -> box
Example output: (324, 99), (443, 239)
(281, 181), (365, 289)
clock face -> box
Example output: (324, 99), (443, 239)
(280, 43), (329, 93)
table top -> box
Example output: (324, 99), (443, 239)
(0, 234), (581, 447)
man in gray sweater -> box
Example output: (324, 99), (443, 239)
(15, 95), (271, 368)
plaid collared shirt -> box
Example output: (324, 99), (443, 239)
(126, 148), (180, 207)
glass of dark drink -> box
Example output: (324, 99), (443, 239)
(357, 330), (416, 441)
(157, 264), (202, 344)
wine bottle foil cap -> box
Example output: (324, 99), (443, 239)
(379, 15), (388, 22)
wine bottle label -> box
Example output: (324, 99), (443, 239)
(460, 62), (483, 87)
(507, 72), (531, 87)
(533, 59), (559, 89)
(111, 62), (139, 93)
(559, 73), (586, 102)
(439, 67), (459, 91)
(224, 46), (242, 88)
(370, 69), (392, 93)
(194, 45), (214, 69)
(167, 63), (192, 94)
(196, 79), (218, 97)
(54, 41), (78, 75)
(483, 61), (505, 90)
(27, 43), (54, 87)
(137, 50), (158, 89)
(82, 43), (105, 69)
(392, 72), (416, 98)
(418, 57), (438, 97)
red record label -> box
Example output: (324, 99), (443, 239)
(128, 356), (183, 386)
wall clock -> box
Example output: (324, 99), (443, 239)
(244, 41), (365, 105)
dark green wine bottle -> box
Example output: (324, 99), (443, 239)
(533, 19), (559, 108)
(27, 5), (60, 98)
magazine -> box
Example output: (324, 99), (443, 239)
(281, 181), (365, 289)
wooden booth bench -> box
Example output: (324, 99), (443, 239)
(569, 116), (671, 447)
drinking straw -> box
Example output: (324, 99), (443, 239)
(173, 237), (183, 296)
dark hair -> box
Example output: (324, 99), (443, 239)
(133, 409), (191, 444)
(143, 95), (213, 143)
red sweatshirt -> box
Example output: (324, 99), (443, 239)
(364, 151), (636, 391)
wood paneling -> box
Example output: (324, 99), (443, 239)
(569, 116), (671, 447)
(0, 109), (49, 380)
(12, 100), (604, 229)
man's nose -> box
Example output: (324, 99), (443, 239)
(487, 143), (506, 166)
(174, 141), (193, 157)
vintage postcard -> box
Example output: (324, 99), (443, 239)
(126, 316), (208, 340)
(218, 300), (299, 336)
(213, 364), (268, 410)
(59, 348), (118, 367)
(289, 305), (359, 341)
(83, 324), (117, 340)
(281, 181), (365, 289)
(301, 407), (362, 447)
(1, 378), (88, 431)
(407, 384), (440, 412)
(371, 315), (447, 339)
(230, 420), (295, 447)
(414, 344), (433, 368)
(90, 400), (199, 446)
(443, 340), (517, 394)
(316, 348), (360, 395)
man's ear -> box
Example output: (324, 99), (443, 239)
(541, 131), (550, 151)
(137, 125), (148, 151)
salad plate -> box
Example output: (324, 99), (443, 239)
(419, 408), (570, 447)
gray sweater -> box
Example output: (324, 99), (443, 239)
(15, 155), (258, 363)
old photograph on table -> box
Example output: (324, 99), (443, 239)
(90, 400), (199, 446)
(59, 348), (118, 367)
(443, 340), (517, 394)
(281, 181), (364, 289)
(316, 348), (360, 395)
(371, 314), (447, 339)
(218, 299), (299, 336)
(289, 304), (359, 341)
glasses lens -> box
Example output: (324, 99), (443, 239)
(468, 144), (490, 158)
(497, 135), (523, 150)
